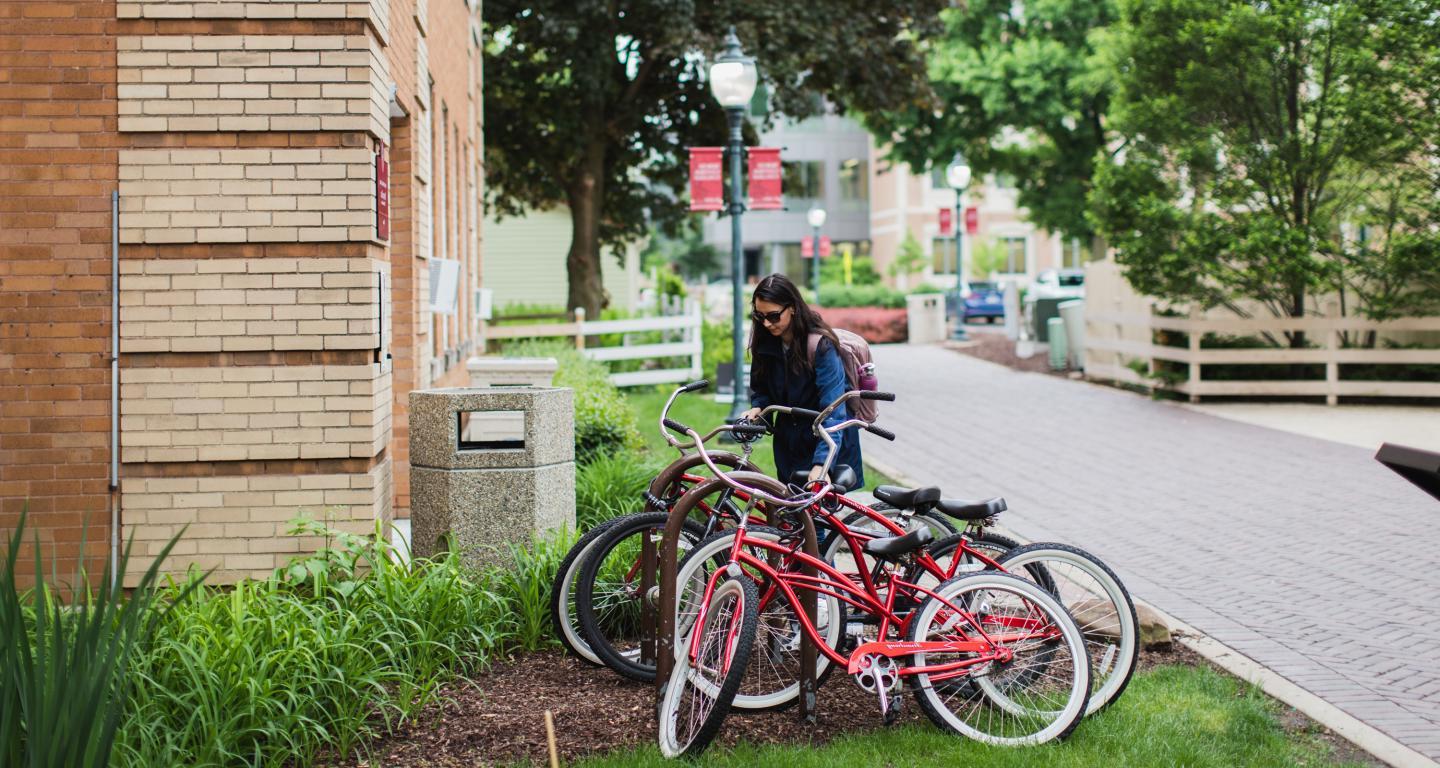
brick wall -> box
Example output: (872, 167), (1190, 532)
(119, 256), (384, 352)
(2, 0), (482, 580)
(120, 363), (390, 462)
(118, 146), (379, 244)
(0, 0), (119, 577)
(117, 0), (391, 45)
(120, 456), (391, 584)
(117, 33), (389, 139)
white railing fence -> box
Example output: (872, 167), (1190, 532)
(484, 297), (703, 387)
(1083, 261), (1440, 404)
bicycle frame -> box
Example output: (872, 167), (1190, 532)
(686, 525), (1058, 682)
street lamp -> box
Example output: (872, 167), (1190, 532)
(711, 27), (758, 423)
(946, 152), (972, 341)
(807, 205), (826, 306)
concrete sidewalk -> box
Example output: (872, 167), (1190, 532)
(864, 344), (1440, 765)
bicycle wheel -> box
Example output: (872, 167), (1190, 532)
(996, 542), (1139, 715)
(657, 574), (758, 759)
(549, 518), (622, 665)
(574, 511), (707, 681)
(676, 527), (844, 711)
(908, 571), (1090, 746)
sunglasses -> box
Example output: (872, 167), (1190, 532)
(751, 307), (790, 325)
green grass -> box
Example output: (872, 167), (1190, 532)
(574, 664), (1367, 768)
(624, 388), (894, 492)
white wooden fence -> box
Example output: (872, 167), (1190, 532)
(1083, 261), (1440, 404)
(484, 298), (703, 387)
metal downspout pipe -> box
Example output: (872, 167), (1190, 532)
(110, 189), (119, 584)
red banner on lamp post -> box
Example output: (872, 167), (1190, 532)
(688, 147), (724, 211)
(938, 207), (953, 236)
(747, 147), (783, 210)
(802, 236), (832, 258)
(965, 206), (979, 234)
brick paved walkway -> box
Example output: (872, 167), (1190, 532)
(865, 344), (1440, 763)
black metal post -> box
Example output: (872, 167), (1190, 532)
(952, 198), (968, 341)
(726, 107), (748, 423)
(811, 225), (821, 306)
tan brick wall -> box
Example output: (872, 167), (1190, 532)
(117, 0), (391, 44)
(118, 256), (386, 353)
(119, 363), (390, 462)
(120, 456), (392, 585)
(118, 147), (378, 244)
(117, 33), (389, 140)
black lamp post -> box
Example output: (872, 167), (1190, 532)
(807, 205), (826, 305)
(946, 152), (972, 341)
(711, 28), (758, 422)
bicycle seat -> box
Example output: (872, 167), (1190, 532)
(934, 497), (1006, 521)
(862, 526), (934, 559)
(872, 484), (941, 509)
(788, 464), (861, 494)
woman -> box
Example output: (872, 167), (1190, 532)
(741, 274), (864, 488)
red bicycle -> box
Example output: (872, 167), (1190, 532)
(657, 393), (1092, 758)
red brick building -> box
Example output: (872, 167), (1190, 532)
(0, 0), (485, 584)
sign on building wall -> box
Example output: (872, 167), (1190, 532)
(746, 147), (782, 210)
(938, 207), (953, 236)
(376, 142), (390, 241)
(688, 147), (724, 211)
(428, 258), (461, 315)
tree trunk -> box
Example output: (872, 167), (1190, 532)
(566, 141), (608, 318)
(1290, 288), (1307, 350)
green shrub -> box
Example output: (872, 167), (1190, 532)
(501, 340), (643, 463)
(701, 319), (736, 385)
(817, 283), (908, 309)
(576, 451), (669, 531)
(2, 514), (196, 768)
(115, 516), (572, 767)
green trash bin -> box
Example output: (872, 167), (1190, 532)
(1047, 317), (1068, 370)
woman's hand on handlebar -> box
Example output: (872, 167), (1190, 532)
(741, 407), (763, 422)
(806, 465), (825, 484)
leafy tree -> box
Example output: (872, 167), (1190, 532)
(970, 237), (1007, 281)
(484, 2), (945, 316)
(1089, 0), (1440, 347)
(865, 0), (1119, 249)
(639, 218), (722, 282)
(889, 231), (929, 289)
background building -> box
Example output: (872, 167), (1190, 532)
(0, 0), (484, 584)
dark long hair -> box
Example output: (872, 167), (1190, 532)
(749, 273), (839, 375)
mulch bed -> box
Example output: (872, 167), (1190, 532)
(943, 330), (1063, 376)
(336, 641), (1218, 768)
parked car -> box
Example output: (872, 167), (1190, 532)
(961, 281), (1005, 323)
(1030, 269), (1085, 300)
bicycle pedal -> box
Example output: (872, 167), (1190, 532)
(882, 693), (903, 726)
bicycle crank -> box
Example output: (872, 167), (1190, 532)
(852, 653), (902, 723)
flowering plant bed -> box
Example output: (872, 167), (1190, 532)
(816, 306), (908, 344)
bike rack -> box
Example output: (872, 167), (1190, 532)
(636, 451), (757, 667)
(1375, 442), (1440, 503)
(652, 471), (822, 724)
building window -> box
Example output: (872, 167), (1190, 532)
(1000, 236), (1027, 274)
(838, 159), (868, 204)
(931, 238), (957, 274)
(783, 161), (824, 202)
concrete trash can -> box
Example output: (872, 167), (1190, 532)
(466, 356), (559, 388)
(409, 387), (575, 571)
(906, 293), (947, 344)
(1058, 300), (1085, 371)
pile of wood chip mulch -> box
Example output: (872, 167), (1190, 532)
(334, 643), (1202, 768)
